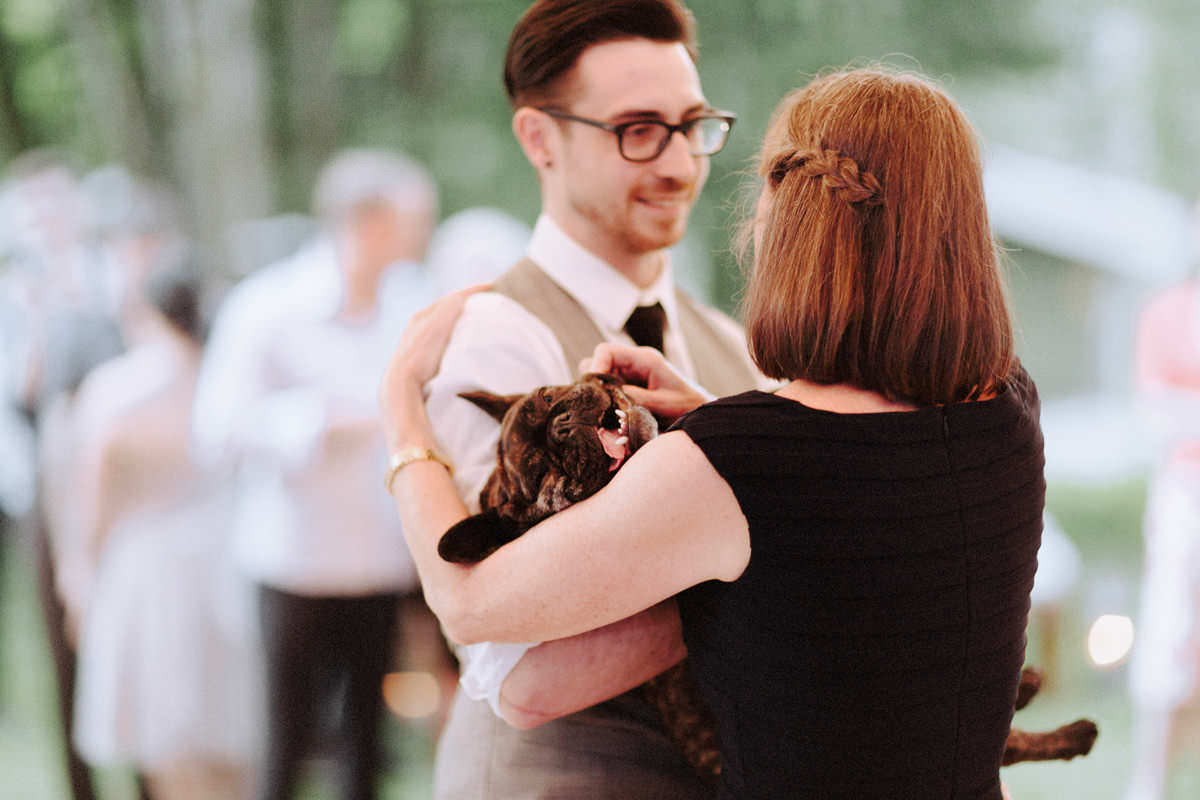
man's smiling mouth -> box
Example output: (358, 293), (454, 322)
(638, 196), (688, 208)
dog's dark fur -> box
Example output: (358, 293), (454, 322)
(1004, 667), (1099, 765)
(438, 372), (659, 563)
(442, 373), (1097, 782)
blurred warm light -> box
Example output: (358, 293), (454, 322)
(1087, 614), (1134, 667)
(382, 671), (441, 719)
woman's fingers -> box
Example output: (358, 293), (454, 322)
(384, 284), (490, 396)
(583, 343), (670, 387)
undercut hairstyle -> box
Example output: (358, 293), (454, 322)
(740, 67), (1015, 406)
(503, 0), (698, 110)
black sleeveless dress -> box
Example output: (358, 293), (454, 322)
(672, 369), (1045, 799)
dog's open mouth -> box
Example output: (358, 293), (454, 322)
(597, 406), (630, 472)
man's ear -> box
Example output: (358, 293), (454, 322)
(458, 390), (522, 423)
(513, 107), (556, 170)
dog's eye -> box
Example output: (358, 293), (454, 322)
(542, 392), (554, 404)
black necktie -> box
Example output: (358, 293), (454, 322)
(624, 302), (666, 352)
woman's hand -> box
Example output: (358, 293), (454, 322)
(385, 285), (489, 390)
(582, 342), (712, 425)
(380, 285), (488, 451)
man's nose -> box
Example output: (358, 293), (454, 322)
(653, 130), (700, 181)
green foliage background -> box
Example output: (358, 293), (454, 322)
(5, 0), (1197, 309)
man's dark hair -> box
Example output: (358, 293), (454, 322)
(503, 0), (697, 110)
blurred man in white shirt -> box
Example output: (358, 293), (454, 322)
(193, 149), (437, 800)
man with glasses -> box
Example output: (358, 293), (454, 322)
(420, 1), (763, 797)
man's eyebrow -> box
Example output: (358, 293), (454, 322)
(609, 104), (713, 123)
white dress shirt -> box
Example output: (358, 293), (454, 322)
(193, 237), (432, 596)
(424, 215), (756, 713)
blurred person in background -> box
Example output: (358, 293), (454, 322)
(67, 257), (258, 800)
(1126, 199), (1200, 800)
(0, 152), (94, 405)
(191, 148), (437, 800)
(0, 345), (36, 720)
(1, 150), (126, 800)
(27, 302), (125, 798)
(425, 206), (531, 297)
(0, 172), (37, 708)
(46, 166), (188, 640)
(79, 164), (188, 326)
(415, 2), (763, 798)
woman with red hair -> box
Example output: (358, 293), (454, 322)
(383, 67), (1043, 799)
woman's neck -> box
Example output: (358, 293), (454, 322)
(775, 379), (920, 414)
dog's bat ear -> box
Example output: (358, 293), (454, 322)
(458, 390), (523, 423)
(438, 511), (524, 563)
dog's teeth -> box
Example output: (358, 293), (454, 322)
(616, 409), (627, 420)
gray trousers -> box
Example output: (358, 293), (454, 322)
(432, 688), (712, 799)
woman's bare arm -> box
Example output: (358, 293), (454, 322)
(385, 419), (747, 644)
(380, 290), (746, 659)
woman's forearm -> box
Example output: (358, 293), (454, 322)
(384, 379), (474, 631)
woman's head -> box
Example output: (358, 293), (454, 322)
(742, 67), (1014, 406)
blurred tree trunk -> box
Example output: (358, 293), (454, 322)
(399, 0), (433, 97)
(135, 0), (276, 278)
(0, 33), (32, 159)
(262, 0), (340, 210)
(60, 0), (159, 175)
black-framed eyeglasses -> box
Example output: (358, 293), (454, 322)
(537, 108), (736, 163)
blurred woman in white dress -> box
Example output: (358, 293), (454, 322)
(69, 257), (259, 799)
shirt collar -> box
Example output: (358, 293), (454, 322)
(527, 215), (679, 336)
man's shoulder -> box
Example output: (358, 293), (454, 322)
(455, 290), (548, 346)
(433, 290), (570, 395)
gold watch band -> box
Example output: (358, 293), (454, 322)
(385, 446), (453, 493)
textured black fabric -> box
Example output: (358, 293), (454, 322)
(672, 369), (1045, 800)
(624, 302), (667, 352)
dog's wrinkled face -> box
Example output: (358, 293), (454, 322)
(439, 373), (657, 563)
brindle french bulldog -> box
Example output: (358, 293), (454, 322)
(438, 372), (659, 563)
(441, 373), (1097, 782)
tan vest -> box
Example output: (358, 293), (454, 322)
(433, 258), (758, 800)
(492, 258), (759, 397)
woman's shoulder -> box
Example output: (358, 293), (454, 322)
(684, 389), (787, 415)
(668, 390), (854, 462)
(945, 364), (1042, 433)
(671, 390), (784, 432)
